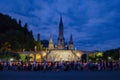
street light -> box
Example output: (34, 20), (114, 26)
(108, 57), (111, 61)
(10, 58), (14, 61)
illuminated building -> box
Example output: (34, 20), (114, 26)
(18, 16), (84, 62)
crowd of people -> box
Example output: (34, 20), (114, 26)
(0, 61), (120, 72)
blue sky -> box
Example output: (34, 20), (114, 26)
(0, 0), (120, 51)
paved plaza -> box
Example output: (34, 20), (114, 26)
(0, 71), (120, 80)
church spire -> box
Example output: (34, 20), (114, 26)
(36, 33), (42, 51)
(69, 34), (73, 44)
(69, 34), (74, 50)
(59, 16), (63, 36)
(48, 34), (54, 50)
(37, 33), (40, 41)
(60, 16), (63, 25)
(49, 34), (53, 43)
(58, 16), (65, 49)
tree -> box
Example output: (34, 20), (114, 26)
(88, 52), (103, 61)
(81, 54), (87, 62)
(25, 55), (32, 62)
(103, 49), (119, 61)
(0, 49), (20, 61)
(0, 13), (35, 51)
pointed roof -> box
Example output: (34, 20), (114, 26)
(48, 34), (54, 49)
(69, 34), (73, 44)
(37, 33), (40, 41)
(59, 16), (63, 25)
(49, 34), (53, 44)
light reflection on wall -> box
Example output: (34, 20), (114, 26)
(29, 53), (34, 61)
(36, 53), (41, 62)
(47, 50), (81, 61)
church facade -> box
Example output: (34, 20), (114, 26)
(18, 17), (84, 62)
(46, 17), (82, 62)
(48, 16), (74, 50)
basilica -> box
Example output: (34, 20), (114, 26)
(48, 16), (74, 50)
(46, 16), (84, 62)
(19, 17), (84, 62)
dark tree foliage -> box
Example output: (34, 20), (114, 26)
(103, 48), (120, 60)
(0, 13), (35, 51)
(0, 49), (20, 61)
(81, 54), (87, 62)
(41, 40), (49, 48)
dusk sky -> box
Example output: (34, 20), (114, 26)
(0, 0), (120, 51)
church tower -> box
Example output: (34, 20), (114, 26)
(57, 16), (65, 49)
(48, 34), (54, 50)
(36, 33), (42, 51)
(69, 34), (74, 50)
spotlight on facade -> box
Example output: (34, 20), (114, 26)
(76, 53), (81, 57)
(41, 52), (47, 57)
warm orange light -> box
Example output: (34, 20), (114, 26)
(36, 53), (41, 62)
(29, 54), (34, 61)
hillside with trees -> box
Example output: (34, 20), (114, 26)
(0, 13), (35, 52)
